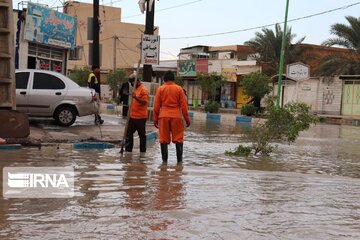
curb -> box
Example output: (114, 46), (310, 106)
(73, 142), (115, 149)
(146, 131), (158, 141)
(189, 111), (255, 125)
(0, 144), (22, 150)
(10, 130), (159, 151)
(236, 116), (252, 123)
(106, 104), (115, 110)
(206, 113), (221, 120)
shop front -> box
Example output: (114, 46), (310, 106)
(16, 3), (76, 74)
(27, 42), (65, 73)
(221, 68), (237, 108)
(178, 59), (208, 107)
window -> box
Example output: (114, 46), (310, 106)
(209, 52), (218, 59)
(15, 72), (30, 89)
(69, 47), (82, 60)
(37, 45), (51, 58)
(33, 73), (65, 90)
(51, 48), (64, 60)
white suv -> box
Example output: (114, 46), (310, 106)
(15, 69), (96, 126)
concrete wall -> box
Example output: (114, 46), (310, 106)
(296, 79), (319, 111)
(65, 2), (149, 72)
(272, 76), (343, 115)
(208, 59), (259, 74)
(316, 77), (342, 115)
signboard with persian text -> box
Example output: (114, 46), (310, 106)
(141, 34), (160, 65)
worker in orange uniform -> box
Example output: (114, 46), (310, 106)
(153, 71), (191, 163)
(125, 74), (149, 153)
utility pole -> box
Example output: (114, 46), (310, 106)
(93, 0), (100, 70)
(276, 0), (290, 108)
(142, 0), (155, 82)
(113, 35), (117, 71)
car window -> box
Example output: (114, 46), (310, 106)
(33, 73), (66, 90)
(15, 72), (30, 89)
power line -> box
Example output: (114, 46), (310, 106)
(102, 0), (123, 6)
(117, 48), (132, 67)
(117, 39), (138, 53)
(105, 0), (204, 22)
(160, 50), (177, 58)
(162, 1), (360, 40)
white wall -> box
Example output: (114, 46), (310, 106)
(296, 79), (319, 111)
(272, 77), (342, 115)
(316, 77), (342, 115)
(208, 59), (259, 74)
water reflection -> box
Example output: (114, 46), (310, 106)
(152, 164), (184, 211)
(0, 123), (360, 239)
(122, 159), (148, 210)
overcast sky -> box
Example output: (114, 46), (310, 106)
(16, 0), (360, 60)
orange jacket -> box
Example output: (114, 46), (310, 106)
(153, 82), (190, 123)
(130, 83), (149, 119)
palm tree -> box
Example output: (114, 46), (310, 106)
(244, 24), (305, 76)
(318, 16), (360, 76)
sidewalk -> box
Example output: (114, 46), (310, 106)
(317, 114), (360, 126)
(4, 114), (158, 148)
(4, 103), (360, 149)
(101, 102), (360, 126)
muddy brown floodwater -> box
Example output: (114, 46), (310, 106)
(0, 121), (360, 239)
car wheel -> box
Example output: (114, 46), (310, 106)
(55, 106), (77, 127)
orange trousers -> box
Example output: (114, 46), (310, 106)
(158, 117), (184, 144)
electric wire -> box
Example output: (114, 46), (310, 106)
(162, 1), (360, 40)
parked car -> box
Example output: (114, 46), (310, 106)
(15, 69), (96, 127)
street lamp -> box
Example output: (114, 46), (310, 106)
(276, 0), (290, 108)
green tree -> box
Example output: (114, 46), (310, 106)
(197, 72), (226, 101)
(226, 99), (319, 156)
(68, 67), (91, 87)
(317, 16), (360, 76)
(197, 73), (226, 113)
(107, 69), (127, 100)
(175, 75), (184, 87)
(242, 71), (272, 109)
(244, 24), (305, 76)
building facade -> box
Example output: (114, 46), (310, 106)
(64, 1), (150, 76)
(272, 75), (360, 116)
(14, 3), (77, 74)
(178, 45), (261, 108)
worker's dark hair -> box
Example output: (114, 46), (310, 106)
(163, 70), (175, 82)
(128, 73), (136, 82)
(91, 65), (99, 71)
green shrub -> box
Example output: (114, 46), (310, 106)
(241, 104), (258, 116)
(225, 145), (252, 157)
(197, 72), (226, 101)
(108, 69), (127, 98)
(68, 67), (91, 87)
(204, 101), (220, 113)
(226, 99), (319, 156)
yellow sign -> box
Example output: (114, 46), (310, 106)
(222, 68), (237, 82)
(236, 87), (251, 109)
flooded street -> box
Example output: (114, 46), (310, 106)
(1, 122), (360, 239)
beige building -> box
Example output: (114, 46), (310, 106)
(64, 1), (149, 74)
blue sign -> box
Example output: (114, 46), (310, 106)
(24, 3), (77, 49)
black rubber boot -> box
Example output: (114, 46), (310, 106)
(95, 114), (104, 125)
(139, 135), (146, 153)
(160, 143), (168, 163)
(125, 137), (133, 152)
(176, 143), (183, 163)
